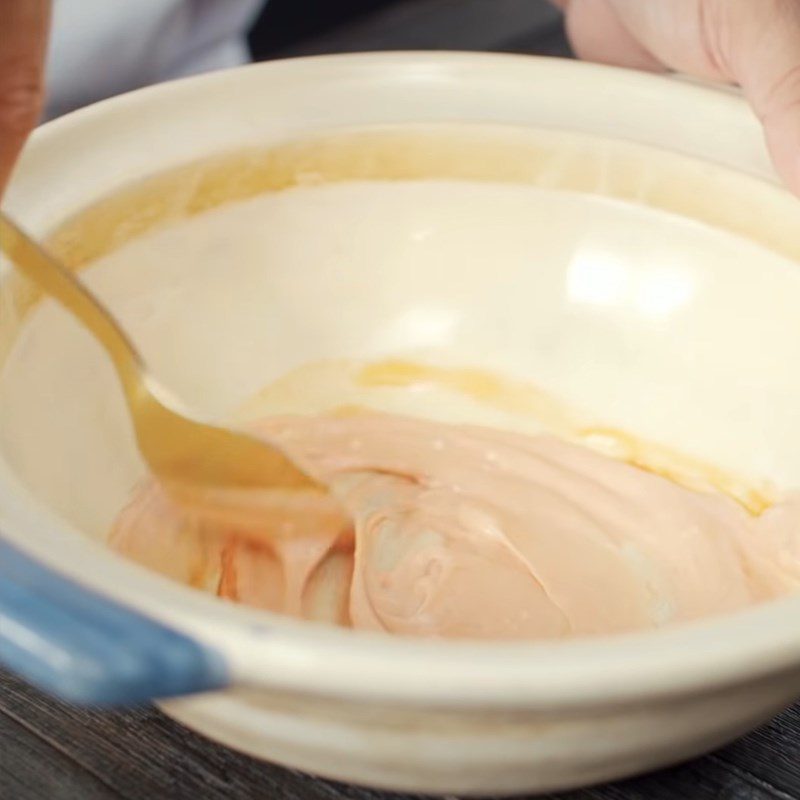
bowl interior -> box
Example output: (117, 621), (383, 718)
(1, 123), (800, 548)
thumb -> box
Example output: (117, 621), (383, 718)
(714, 0), (800, 194)
(556, 0), (665, 73)
(0, 0), (51, 202)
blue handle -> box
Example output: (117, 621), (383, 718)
(0, 540), (229, 705)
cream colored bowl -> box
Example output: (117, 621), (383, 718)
(2, 53), (800, 796)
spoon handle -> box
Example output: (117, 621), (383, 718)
(0, 212), (143, 396)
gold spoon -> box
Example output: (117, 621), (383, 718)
(0, 212), (315, 497)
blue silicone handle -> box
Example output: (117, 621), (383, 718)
(0, 540), (229, 705)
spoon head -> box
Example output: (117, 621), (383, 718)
(136, 378), (318, 494)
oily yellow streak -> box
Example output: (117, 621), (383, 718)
(578, 427), (776, 516)
(359, 359), (575, 433)
(358, 359), (775, 515)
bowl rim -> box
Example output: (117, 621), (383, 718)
(5, 51), (800, 708)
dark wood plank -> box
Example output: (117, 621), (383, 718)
(576, 758), (796, 800)
(4, 666), (800, 800)
(270, 0), (564, 57)
(711, 706), (800, 798)
(0, 706), (122, 800)
(0, 670), (418, 800)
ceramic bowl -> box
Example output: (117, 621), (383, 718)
(2, 53), (800, 796)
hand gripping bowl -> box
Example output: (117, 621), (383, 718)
(2, 53), (800, 797)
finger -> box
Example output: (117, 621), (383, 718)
(0, 0), (52, 201)
(561, 0), (665, 73)
(719, 0), (800, 195)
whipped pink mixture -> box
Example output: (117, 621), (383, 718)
(109, 412), (800, 639)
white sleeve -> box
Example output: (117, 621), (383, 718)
(45, 0), (265, 119)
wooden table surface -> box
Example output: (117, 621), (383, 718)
(3, 667), (800, 800)
(6, 1), (800, 798)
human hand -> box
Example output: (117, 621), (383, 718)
(550, 0), (800, 194)
(0, 1), (51, 200)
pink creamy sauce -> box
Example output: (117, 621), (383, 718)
(109, 412), (800, 640)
